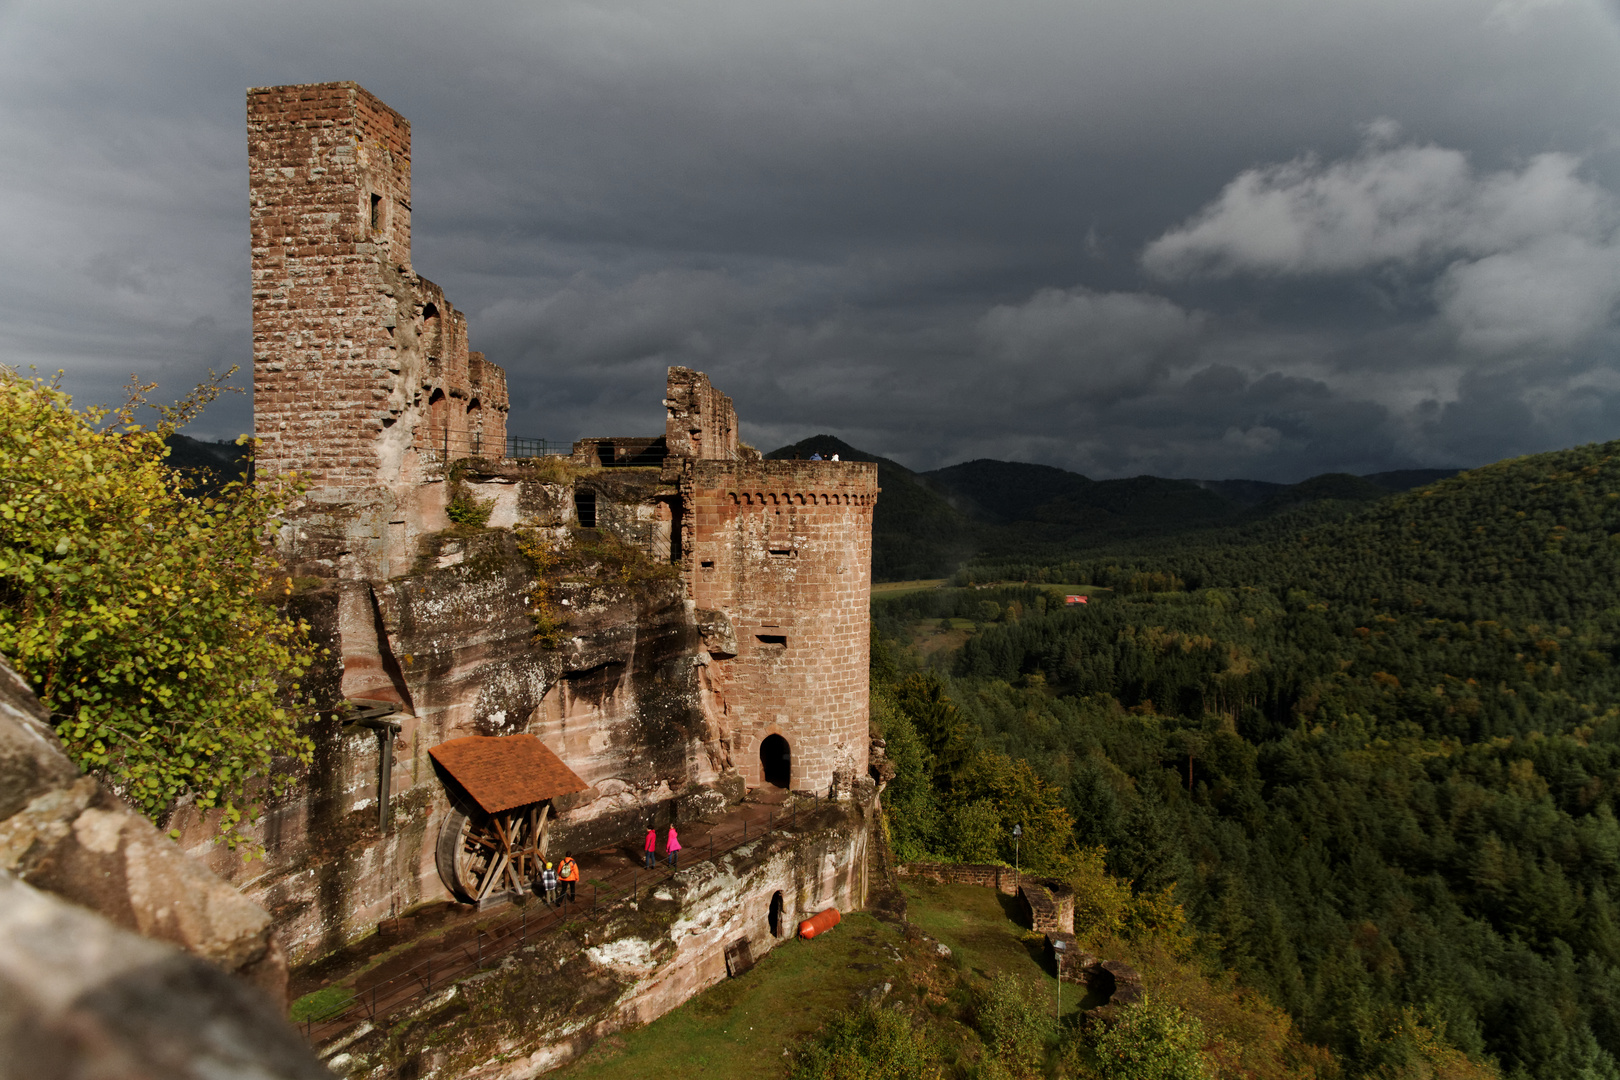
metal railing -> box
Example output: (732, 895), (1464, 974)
(414, 432), (571, 463)
(296, 799), (803, 1045)
(505, 436), (571, 459)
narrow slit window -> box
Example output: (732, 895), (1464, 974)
(370, 192), (382, 231)
(700, 559), (715, 569)
(769, 548), (794, 556)
(756, 634), (787, 649)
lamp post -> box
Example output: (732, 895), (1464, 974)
(1012, 823), (1022, 884)
(1052, 938), (1065, 1019)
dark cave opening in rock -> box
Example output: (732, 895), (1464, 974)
(760, 733), (791, 788)
(769, 890), (784, 937)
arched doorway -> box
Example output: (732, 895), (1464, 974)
(768, 890), (785, 937)
(760, 733), (790, 788)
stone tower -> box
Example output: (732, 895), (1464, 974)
(668, 369), (878, 797)
(248, 81), (508, 578)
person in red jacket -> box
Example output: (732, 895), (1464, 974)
(644, 827), (656, 870)
(666, 824), (681, 869)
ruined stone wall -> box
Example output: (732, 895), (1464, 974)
(682, 459), (877, 796)
(324, 798), (877, 1079)
(664, 367), (740, 461)
(180, 527), (732, 963)
(249, 81), (509, 581)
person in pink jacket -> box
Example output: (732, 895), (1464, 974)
(666, 824), (681, 869)
(644, 827), (656, 870)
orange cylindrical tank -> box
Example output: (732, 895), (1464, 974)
(798, 908), (842, 939)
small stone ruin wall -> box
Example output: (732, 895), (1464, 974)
(896, 861), (1025, 893)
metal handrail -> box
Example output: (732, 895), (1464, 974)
(504, 437), (571, 459)
(296, 799), (801, 1044)
(412, 431), (571, 462)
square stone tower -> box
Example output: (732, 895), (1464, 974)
(249, 82), (509, 577)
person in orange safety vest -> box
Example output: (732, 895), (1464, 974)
(557, 854), (579, 904)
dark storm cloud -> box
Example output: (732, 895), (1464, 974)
(2, 0), (1618, 478)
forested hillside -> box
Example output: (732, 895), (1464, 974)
(873, 441), (1620, 1079)
(768, 435), (1459, 579)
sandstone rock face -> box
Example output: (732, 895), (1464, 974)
(324, 798), (876, 1079)
(0, 659), (288, 1002)
(180, 527), (731, 962)
(0, 871), (328, 1080)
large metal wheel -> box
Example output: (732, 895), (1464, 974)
(435, 802), (550, 904)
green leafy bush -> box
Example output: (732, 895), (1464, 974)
(1064, 997), (1210, 1080)
(446, 490), (495, 527)
(790, 1002), (942, 1080)
(975, 974), (1056, 1079)
(0, 368), (318, 849)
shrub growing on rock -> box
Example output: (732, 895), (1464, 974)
(0, 368), (318, 848)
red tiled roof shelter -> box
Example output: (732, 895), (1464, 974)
(428, 734), (588, 815)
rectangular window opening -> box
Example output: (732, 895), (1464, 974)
(700, 560), (715, 569)
(756, 634), (787, 648)
(769, 548), (794, 556)
(574, 489), (597, 528)
(370, 192), (382, 231)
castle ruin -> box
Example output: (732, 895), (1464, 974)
(213, 82), (880, 986)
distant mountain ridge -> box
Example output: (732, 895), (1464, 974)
(766, 436), (1461, 580)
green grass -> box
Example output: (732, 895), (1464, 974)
(900, 881), (1099, 1018)
(289, 985), (355, 1023)
(871, 579), (948, 597)
(557, 913), (908, 1080)
(556, 882), (1101, 1079)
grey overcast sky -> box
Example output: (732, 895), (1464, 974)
(2, 0), (1619, 480)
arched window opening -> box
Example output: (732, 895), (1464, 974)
(760, 733), (791, 789)
(428, 389), (448, 455)
(422, 303), (441, 362)
(466, 398), (482, 456)
(768, 890), (785, 937)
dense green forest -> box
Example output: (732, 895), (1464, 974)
(871, 440), (1620, 1079)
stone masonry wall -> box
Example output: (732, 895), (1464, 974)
(249, 81), (509, 581)
(249, 82), (411, 488)
(664, 366), (740, 461)
(682, 458), (877, 796)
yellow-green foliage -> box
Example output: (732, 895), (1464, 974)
(1064, 995), (1212, 1080)
(570, 531), (681, 587)
(789, 1002), (944, 1080)
(0, 368), (317, 849)
(514, 524), (565, 648)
